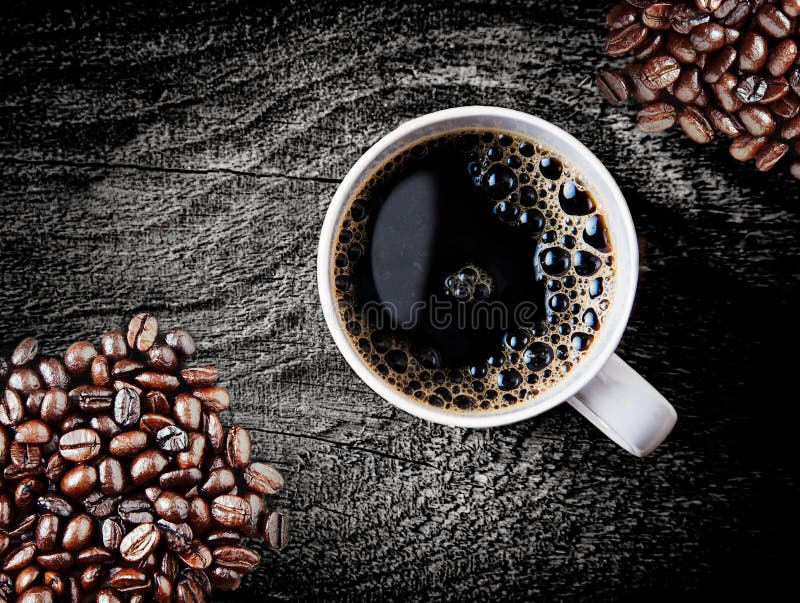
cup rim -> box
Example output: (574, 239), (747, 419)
(317, 106), (638, 428)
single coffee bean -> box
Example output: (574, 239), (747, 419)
(77, 546), (115, 566)
(768, 39), (798, 77)
(209, 566), (241, 592)
(729, 135), (769, 161)
(211, 494), (251, 528)
(243, 462), (285, 495)
(623, 62), (661, 102)
(708, 108), (744, 136)
(689, 22), (726, 53)
(112, 387), (141, 427)
(755, 3), (792, 38)
(153, 573), (173, 602)
(96, 588), (124, 603)
(130, 449), (169, 486)
(14, 419), (52, 444)
(596, 69), (630, 106)
(213, 545), (260, 573)
(68, 385), (114, 413)
(37, 358), (70, 391)
(633, 30), (665, 60)
(791, 68), (800, 97)
(607, 2), (638, 29)
(177, 433), (206, 469)
(642, 55), (682, 89)
(7, 512), (36, 537)
(100, 330), (128, 361)
(738, 105), (777, 136)
(738, 30), (769, 73)
(712, 72), (744, 112)
(139, 413), (175, 436)
(703, 45), (737, 83)
(156, 519), (193, 553)
(782, 115), (800, 139)
(34, 514), (60, 553)
(119, 497), (155, 524)
(0, 389), (24, 426)
(156, 425), (189, 452)
(83, 491), (120, 518)
(754, 140), (789, 171)
(147, 344), (178, 372)
(225, 426), (251, 468)
(159, 467), (203, 490)
(165, 328), (197, 357)
(696, 0), (722, 12)
(59, 428), (101, 462)
(63, 341), (96, 376)
(127, 313), (158, 352)
(108, 568), (151, 595)
(770, 91), (800, 119)
(18, 586), (55, 603)
(15, 477), (45, 510)
(154, 491), (190, 522)
(181, 568), (212, 599)
(143, 390), (170, 415)
(670, 2), (711, 33)
(120, 522), (160, 562)
(7, 368), (42, 394)
(10, 338), (37, 367)
(784, 0), (800, 18)
(80, 564), (103, 592)
(8, 441), (41, 472)
(36, 494), (73, 517)
(109, 430), (149, 457)
(101, 518), (125, 549)
(35, 551), (73, 572)
(16, 565), (41, 595)
(736, 75), (768, 103)
(40, 388), (68, 425)
(61, 514), (94, 553)
(642, 3), (673, 30)
(3, 542), (36, 571)
(760, 78), (790, 104)
(176, 540), (212, 570)
(606, 23), (649, 57)
(716, 0), (750, 27)
(135, 371), (180, 392)
(88, 355), (110, 387)
(60, 464), (98, 499)
(172, 394), (202, 431)
(191, 387), (230, 412)
(88, 414), (120, 440)
(179, 365), (219, 387)
(674, 66), (703, 103)
(187, 497), (212, 536)
(111, 359), (144, 378)
(666, 31), (698, 63)
(23, 389), (43, 417)
(44, 452), (68, 483)
(201, 468), (237, 498)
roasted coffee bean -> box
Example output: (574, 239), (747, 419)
(738, 105), (777, 136)
(264, 510), (289, 550)
(708, 108), (744, 136)
(112, 387), (141, 427)
(156, 519), (193, 553)
(689, 21), (726, 53)
(623, 62), (661, 102)
(44, 452), (67, 483)
(160, 467), (203, 490)
(7, 368), (41, 394)
(87, 414), (121, 444)
(209, 566), (241, 591)
(16, 565), (41, 595)
(59, 428), (101, 462)
(181, 568), (212, 599)
(595, 69), (630, 106)
(712, 72), (744, 112)
(240, 492), (263, 536)
(36, 551), (73, 572)
(755, 3), (792, 38)
(758, 77), (789, 104)
(14, 419), (52, 444)
(37, 494), (73, 517)
(37, 358), (70, 390)
(100, 330), (128, 361)
(59, 414), (86, 433)
(729, 135), (769, 161)
(7, 512), (36, 537)
(60, 464), (97, 499)
(97, 457), (127, 496)
(109, 430), (149, 457)
(607, 3), (638, 29)
(130, 449), (169, 486)
(127, 313), (158, 352)
(109, 568), (150, 595)
(173, 394), (202, 431)
(68, 385), (113, 413)
(754, 140), (789, 171)
(42, 572), (65, 597)
(156, 425), (189, 452)
(177, 540), (212, 570)
(770, 91), (800, 118)
(213, 545), (260, 573)
(244, 462), (285, 495)
(77, 546), (114, 566)
(140, 413), (175, 437)
(606, 23), (649, 57)
(205, 528), (242, 547)
(119, 498), (154, 524)
(3, 542), (36, 571)
(89, 355), (110, 387)
(8, 441), (41, 471)
(191, 387), (230, 412)
(739, 30), (768, 73)
(642, 55), (682, 89)
(671, 2), (711, 33)
(120, 522), (160, 562)
(634, 30), (665, 60)
(175, 577), (206, 602)
(142, 390), (170, 415)
(791, 68), (800, 97)
(716, 0), (751, 27)
(784, 0), (800, 18)
(703, 45), (737, 83)
(79, 564), (103, 592)
(179, 366), (219, 388)
(768, 39), (798, 77)
(666, 31), (698, 63)
(101, 518), (124, 549)
(40, 388), (68, 425)
(111, 359), (144, 378)
(60, 514), (94, 552)
(673, 66), (702, 103)
(203, 412), (224, 451)
(15, 477), (45, 510)
(63, 341), (96, 376)
(18, 586), (55, 603)
(736, 75), (768, 104)
(23, 389), (44, 417)
(201, 468), (236, 498)
(0, 390), (24, 426)
(96, 588), (124, 603)
(153, 573), (174, 602)
(187, 497), (212, 536)
(35, 514), (59, 552)
(225, 426), (251, 468)
(135, 371), (180, 392)
(83, 491), (120, 518)
(147, 344), (178, 372)
(165, 328), (197, 357)
(641, 3), (672, 30)
(211, 495), (251, 528)
(782, 115), (800, 139)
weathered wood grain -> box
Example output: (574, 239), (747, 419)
(1, 0), (798, 601)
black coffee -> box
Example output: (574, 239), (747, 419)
(332, 130), (614, 412)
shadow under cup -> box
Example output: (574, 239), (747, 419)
(318, 107), (638, 429)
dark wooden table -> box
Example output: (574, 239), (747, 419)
(1, 0), (798, 600)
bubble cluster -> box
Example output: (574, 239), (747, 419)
(332, 130), (615, 412)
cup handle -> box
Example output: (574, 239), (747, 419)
(567, 354), (677, 457)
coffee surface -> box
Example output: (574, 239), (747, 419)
(332, 130), (615, 412)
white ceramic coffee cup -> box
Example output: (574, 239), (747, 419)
(317, 107), (677, 457)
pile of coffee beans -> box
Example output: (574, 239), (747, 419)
(596, 0), (800, 179)
(0, 314), (288, 602)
